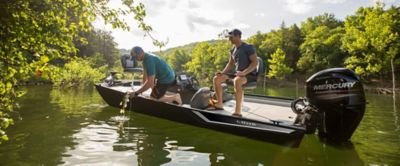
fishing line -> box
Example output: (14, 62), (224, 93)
(244, 110), (276, 123)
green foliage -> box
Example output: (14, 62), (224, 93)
(0, 0), (155, 143)
(342, 4), (400, 76)
(185, 42), (211, 81)
(76, 30), (120, 68)
(51, 58), (106, 87)
(185, 41), (231, 83)
(166, 49), (191, 73)
(296, 13), (345, 74)
(300, 13), (343, 35)
(267, 48), (293, 80)
(297, 26), (347, 74)
(259, 23), (303, 71)
(285, 24), (303, 70)
(260, 30), (283, 60)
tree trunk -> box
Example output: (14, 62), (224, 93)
(391, 58), (396, 109)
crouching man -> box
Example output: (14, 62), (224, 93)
(129, 46), (182, 105)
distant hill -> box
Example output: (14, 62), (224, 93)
(119, 48), (130, 56)
(118, 39), (222, 57)
(155, 42), (199, 56)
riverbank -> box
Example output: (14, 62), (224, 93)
(17, 76), (400, 95)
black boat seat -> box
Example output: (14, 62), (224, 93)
(121, 54), (143, 73)
(242, 81), (258, 89)
(222, 57), (263, 90)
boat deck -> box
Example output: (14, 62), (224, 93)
(109, 85), (297, 126)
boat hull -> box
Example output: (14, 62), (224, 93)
(95, 84), (305, 147)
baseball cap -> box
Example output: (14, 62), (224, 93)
(130, 46), (143, 58)
(225, 29), (242, 37)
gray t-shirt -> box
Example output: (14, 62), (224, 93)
(230, 42), (257, 75)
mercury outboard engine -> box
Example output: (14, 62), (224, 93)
(292, 68), (366, 142)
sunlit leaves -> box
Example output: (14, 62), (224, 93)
(185, 41), (231, 83)
(342, 3), (400, 76)
(0, 0), (155, 143)
(298, 26), (347, 74)
(166, 49), (191, 73)
(267, 48), (293, 80)
(51, 58), (105, 87)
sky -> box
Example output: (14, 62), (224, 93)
(94, 0), (399, 52)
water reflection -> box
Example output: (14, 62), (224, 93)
(134, 118), (364, 166)
(0, 86), (84, 165)
(352, 93), (400, 165)
(61, 106), (364, 166)
(62, 119), (138, 165)
(393, 96), (399, 131)
(0, 86), (399, 166)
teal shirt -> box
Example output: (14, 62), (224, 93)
(143, 53), (175, 84)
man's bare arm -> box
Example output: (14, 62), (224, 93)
(135, 75), (155, 94)
(221, 56), (235, 74)
(242, 53), (258, 75)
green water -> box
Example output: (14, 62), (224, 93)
(0, 85), (399, 165)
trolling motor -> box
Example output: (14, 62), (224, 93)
(292, 68), (366, 142)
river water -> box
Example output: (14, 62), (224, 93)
(0, 85), (399, 165)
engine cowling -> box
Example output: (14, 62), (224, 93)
(306, 68), (366, 142)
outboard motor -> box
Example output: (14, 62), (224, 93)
(293, 68), (366, 142)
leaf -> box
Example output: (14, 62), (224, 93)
(40, 55), (50, 63)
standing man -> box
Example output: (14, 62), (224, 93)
(213, 29), (258, 117)
(129, 46), (182, 105)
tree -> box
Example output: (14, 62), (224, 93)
(285, 24), (303, 70)
(0, 0), (155, 143)
(297, 26), (347, 74)
(259, 22), (303, 74)
(208, 40), (232, 77)
(342, 4), (399, 77)
(166, 49), (191, 73)
(75, 29), (119, 68)
(185, 42), (211, 81)
(260, 30), (282, 59)
(185, 41), (231, 83)
(300, 13), (343, 36)
(342, 4), (400, 105)
(267, 48), (293, 80)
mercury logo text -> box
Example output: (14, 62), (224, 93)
(313, 82), (356, 91)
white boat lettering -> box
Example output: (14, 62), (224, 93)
(236, 120), (257, 126)
(313, 82), (356, 91)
